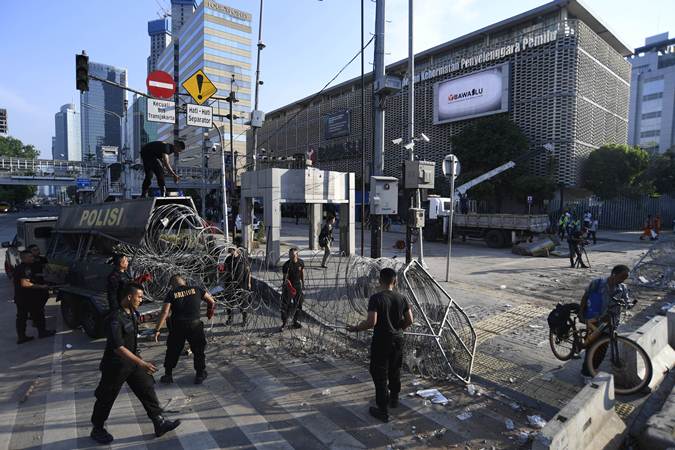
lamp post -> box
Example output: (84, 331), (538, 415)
(443, 154), (459, 282)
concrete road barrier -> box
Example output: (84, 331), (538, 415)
(532, 373), (625, 450)
(623, 314), (675, 390)
(668, 305), (675, 350)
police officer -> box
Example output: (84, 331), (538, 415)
(347, 268), (413, 423)
(154, 275), (215, 385)
(107, 254), (132, 312)
(90, 283), (180, 444)
(319, 215), (335, 268)
(14, 250), (55, 344)
(140, 140), (185, 197)
(223, 247), (252, 326)
(280, 248), (305, 332)
(27, 244), (50, 312)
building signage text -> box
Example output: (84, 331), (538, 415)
(204, 0), (252, 21)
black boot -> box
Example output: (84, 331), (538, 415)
(368, 406), (389, 423)
(160, 370), (173, 384)
(194, 370), (208, 385)
(90, 426), (114, 444)
(38, 329), (56, 338)
(152, 415), (181, 437)
(389, 395), (399, 409)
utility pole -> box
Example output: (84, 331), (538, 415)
(226, 75), (238, 241)
(405, 0), (415, 264)
(370, 0), (386, 259)
(251, 0), (265, 171)
(360, 0), (366, 257)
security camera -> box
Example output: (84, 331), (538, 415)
(403, 142), (415, 150)
(392, 138), (403, 145)
(419, 133), (430, 142)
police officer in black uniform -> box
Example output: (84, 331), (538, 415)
(107, 254), (132, 312)
(223, 247), (252, 326)
(14, 250), (55, 344)
(28, 244), (50, 316)
(347, 268), (413, 423)
(154, 275), (215, 385)
(280, 248), (305, 332)
(140, 140), (185, 197)
(90, 283), (180, 444)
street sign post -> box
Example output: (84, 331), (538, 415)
(147, 99), (175, 124)
(76, 177), (91, 189)
(183, 69), (217, 105)
(444, 154), (459, 282)
(186, 104), (213, 128)
(146, 71), (176, 99)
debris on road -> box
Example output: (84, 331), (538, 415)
(527, 415), (547, 429)
(416, 388), (450, 405)
(19, 378), (41, 404)
(456, 411), (472, 421)
(505, 419), (515, 430)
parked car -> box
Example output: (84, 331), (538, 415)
(0, 202), (11, 213)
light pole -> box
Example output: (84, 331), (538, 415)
(212, 123), (230, 242)
(443, 154), (459, 282)
(225, 75), (239, 241)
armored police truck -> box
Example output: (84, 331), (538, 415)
(46, 197), (198, 338)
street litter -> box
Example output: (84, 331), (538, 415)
(321, 389), (331, 396)
(65, 344), (72, 349)
(517, 431), (530, 443)
(509, 402), (521, 410)
(499, 285), (507, 289)
(411, 379), (423, 386)
(456, 411), (472, 421)
(505, 419), (515, 430)
(527, 415), (547, 429)
(416, 388), (450, 405)
(508, 377), (515, 383)
(528, 325), (543, 329)
(466, 384), (477, 396)
(638, 276), (649, 284)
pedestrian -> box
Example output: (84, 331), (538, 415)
(319, 215), (335, 268)
(583, 211), (592, 228)
(640, 215), (653, 240)
(13, 250), (55, 344)
(140, 140), (185, 197)
(589, 219), (598, 245)
(566, 212), (580, 237)
(567, 226), (588, 268)
(154, 275), (215, 385)
(346, 268), (413, 423)
(279, 248), (304, 332)
(90, 283), (181, 444)
(578, 265), (630, 377)
(558, 211), (569, 239)
(107, 254), (132, 312)
(459, 193), (469, 214)
(223, 247), (252, 326)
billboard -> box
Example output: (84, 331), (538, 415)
(433, 63), (510, 124)
(323, 110), (351, 140)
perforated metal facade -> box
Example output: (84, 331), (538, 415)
(252, 12), (630, 192)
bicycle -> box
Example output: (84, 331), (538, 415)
(549, 291), (652, 395)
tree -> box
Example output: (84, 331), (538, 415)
(0, 136), (39, 205)
(450, 115), (555, 209)
(644, 148), (675, 196)
(581, 144), (650, 199)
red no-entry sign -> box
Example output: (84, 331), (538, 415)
(146, 71), (176, 99)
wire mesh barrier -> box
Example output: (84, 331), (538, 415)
(116, 203), (476, 383)
(631, 240), (675, 290)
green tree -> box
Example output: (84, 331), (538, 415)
(450, 115), (555, 209)
(643, 148), (675, 196)
(581, 144), (650, 199)
(0, 136), (39, 204)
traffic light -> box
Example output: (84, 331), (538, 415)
(76, 52), (89, 92)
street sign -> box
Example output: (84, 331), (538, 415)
(76, 177), (91, 188)
(527, 195), (533, 204)
(146, 70), (176, 99)
(147, 99), (175, 124)
(442, 154), (460, 178)
(182, 69), (217, 105)
(186, 104), (213, 128)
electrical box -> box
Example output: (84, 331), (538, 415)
(370, 176), (398, 215)
(250, 110), (265, 128)
(374, 76), (402, 95)
(408, 208), (425, 228)
(404, 160), (435, 189)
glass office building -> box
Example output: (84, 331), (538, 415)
(54, 103), (81, 161)
(148, 18), (171, 75)
(80, 61), (127, 162)
(157, 0), (252, 178)
(127, 95), (159, 161)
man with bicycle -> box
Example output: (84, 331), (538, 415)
(578, 264), (630, 376)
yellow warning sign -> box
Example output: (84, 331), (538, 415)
(182, 69), (217, 105)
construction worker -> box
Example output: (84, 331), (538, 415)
(13, 250), (55, 344)
(155, 275), (215, 385)
(558, 212), (570, 239)
(107, 254), (132, 312)
(90, 283), (180, 444)
(347, 268), (413, 423)
(140, 140), (184, 197)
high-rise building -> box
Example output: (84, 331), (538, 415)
(156, 0), (252, 177)
(127, 95), (159, 161)
(171, 0), (197, 37)
(148, 18), (170, 75)
(628, 32), (675, 154)
(0, 108), (7, 135)
(53, 103), (81, 161)
(80, 61), (127, 162)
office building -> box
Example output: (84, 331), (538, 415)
(253, 0), (631, 189)
(53, 103), (81, 161)
(0, 108), (7, 135)
(127, 94), (159, 161)
(628, 32), (675, 154)
(171, 0), (197, 37)
(148, 18), (171, 75)
(80, 61), (127, 162)
(156, 0), (252, 177)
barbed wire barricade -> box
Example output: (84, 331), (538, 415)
(631, 240), (675, 290)
(116, 203), (476, 383)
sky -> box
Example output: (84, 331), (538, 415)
(0, 0), (672, 158)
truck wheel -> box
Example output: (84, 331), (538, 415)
(81, 301), (104, 339)
(485, 230), (506, 248)
(61, 297), (80, 329)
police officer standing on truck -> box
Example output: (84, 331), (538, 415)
(140, 140), (185, 197)
(14, 250), (55, 344)
(154, 275), (215, 385)
(107, 254), (132, 312)
(90, 283), (180, 444)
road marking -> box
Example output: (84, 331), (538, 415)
(235, 357), (367, 449)
(105, 387), (148, 450)
(0, 401), (18, 450)
(205, 362), (295, 450)
(42, 389), (77, 450)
